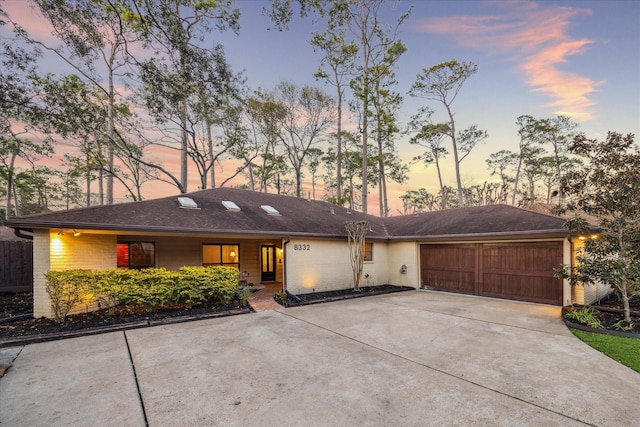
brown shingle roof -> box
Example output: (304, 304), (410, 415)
(5, 188), (386, 238)
(382, 204), (568, 240)
(5, 189), (573, 240)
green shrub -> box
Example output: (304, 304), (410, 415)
(177, 266), (239, 305)
(273, 290), (287, 305)
(48, 266), (240, 317)
(94, 269), (140, 309)
(564, 306), (603, 329)
(45, 269), (94, 324)
(613, 320), (636, 332)
(136, 268), (180, 308)
(236, 288), (252, 305)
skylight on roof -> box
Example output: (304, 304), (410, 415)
(261, 205), (280, 216)
(177, 197), (199, 209)
(222, 200), (241, 212)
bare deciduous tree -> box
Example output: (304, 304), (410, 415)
(345, 220), (368, 291)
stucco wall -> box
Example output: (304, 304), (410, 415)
(284, 237), (390, 295)
(386, 241), (420, 289)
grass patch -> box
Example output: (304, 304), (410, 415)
(571, 329), (640, 373)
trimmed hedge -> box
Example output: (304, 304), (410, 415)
(45, 267), (240, 323)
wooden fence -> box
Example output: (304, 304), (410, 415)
(0, 241), (33, 293)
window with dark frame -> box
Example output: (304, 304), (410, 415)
(117, 241), (155, 269)
(203, 244), (240, 269)
(363, 242), (373, 262)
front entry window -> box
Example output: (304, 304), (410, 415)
(203, 244), (239, 269)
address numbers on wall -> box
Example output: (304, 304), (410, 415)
(293, 244), (311, 251)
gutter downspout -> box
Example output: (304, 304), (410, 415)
(282, 237), (290, 292)
(13, 228), (34, 240)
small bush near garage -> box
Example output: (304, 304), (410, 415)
(46, 267), (239, 323)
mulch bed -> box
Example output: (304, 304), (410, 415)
(0, 293), (250, 340)
(0, 285), (412, 342)
(276, 284), (415, 307)
(563, 294), (640, 335)
(4, 288), (636, 343)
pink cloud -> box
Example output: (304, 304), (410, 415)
(413, 1), (601, 121)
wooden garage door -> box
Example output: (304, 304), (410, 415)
(420, 242), (563, 305)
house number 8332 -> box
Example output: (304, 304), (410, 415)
(293, 244), (311, 251)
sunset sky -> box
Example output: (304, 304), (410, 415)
(3, 0), (639, 215)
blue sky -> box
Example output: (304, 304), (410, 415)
(4, 0), (639, 213)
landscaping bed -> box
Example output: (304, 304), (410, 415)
(563, 294), (640, 336)
(0, 292), (250, 342)
(275, 284), (414, 307)
(1, 285), (413, 344)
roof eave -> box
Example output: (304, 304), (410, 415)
(4, 220), (362, 239)
(387, 229), (571, 242)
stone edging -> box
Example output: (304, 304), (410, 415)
(563, 318), (640, 339)
(281, 286), (414, 307)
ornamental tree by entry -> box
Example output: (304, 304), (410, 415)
(345, 220), (368, 291)
(556, 132), (640, 325)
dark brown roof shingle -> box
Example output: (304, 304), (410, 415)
(5, 188), (572, 240)
(382, 204), (568, 239)
(5, 188), (386, 238)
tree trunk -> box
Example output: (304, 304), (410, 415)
(346, 220), (368, 291)
(180, 101), (188, 193)
(360, 17), (369, 214)
(207, 121), (215, 188)
(361, 120), (368, 213)
(336, 86), (343, 201)
(446, 103), (464, 207)
(85, 168), (91, 207)
(296, 168), (302, 198)
(377, 131), (385, 216)
(5, 151), (18, 219)
(512, 155), (523, 206)
(11, 180), (20, 216)
(106, 56), (115, 204)
(98, 168), (104, 205)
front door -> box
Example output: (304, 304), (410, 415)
(261, 245), (276, 282)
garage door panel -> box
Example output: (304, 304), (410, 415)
(420, 245), (475, 293)
(423, 270), (475, 293)
(422, 244), (475, 269)
(481, 273), (562, 305)
(421, 242), (563, 306)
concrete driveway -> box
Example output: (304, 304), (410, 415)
(1, 291), (639, 426)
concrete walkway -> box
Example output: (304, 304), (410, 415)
(1, 291), (639, 426)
